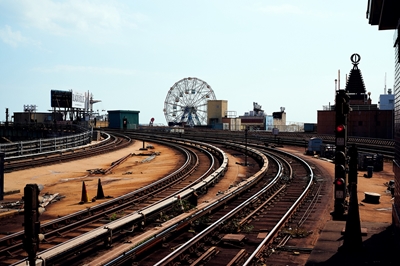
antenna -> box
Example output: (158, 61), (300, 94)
(384, 72), (387, 94)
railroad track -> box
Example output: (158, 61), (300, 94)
(2, 138), (224, 266)
(61, 139), (318, 266)
(243, 146), (329, 265)
(139, 145), (315, 266)
(1, 130), (344, 265)
(179, 129), (395, 159)
(3, 132), (131, 172)
(26, 138), (318, 266)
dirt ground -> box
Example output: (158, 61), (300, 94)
(0, 142), (394, 230)
(281, 146), (394, 223)
(0, 141), (251, 228)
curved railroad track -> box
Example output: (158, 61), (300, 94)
(3, 132), (131, 173)
(2, 131), (337, 265)
(1, 138), (208, 265)
(2, 137), (226, 266)
(141, 144), (316, 266)
(177, 129), (395, 159)
(28, 138), (321, 266)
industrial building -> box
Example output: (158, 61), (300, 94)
(207, 101), (287, 131)
(107, 110), (140, 129)
(317, 56), (394, 139)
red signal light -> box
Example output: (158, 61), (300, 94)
(335, 178), (344, 186)
(336, 125), (345, 133)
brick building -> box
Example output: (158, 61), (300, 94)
(317, 56), (393, 139)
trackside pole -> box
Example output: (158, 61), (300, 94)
(340, 144), (363, 252)
(340, 183), (363, 252)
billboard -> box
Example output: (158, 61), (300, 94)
(51, 90), (72, 108)
(50, 90), (86, 109)
(72, 90), (86, 109)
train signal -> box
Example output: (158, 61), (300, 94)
(342, 92), (350, 115)
(336, 124), (345, 133)
(335, 124), (346, 147)
(334, 177), (346, 199)
(348, 144), (358, 184)
(335, 163), (346, 177)
(23, 184), (44, 265)
(335, 89), (350, 116)
(335, 91), (348, 153)
(335, 177), (345, 187)
(333, 149), (347, 216)
(335, 151), (346, 167)
(333, 89), (350, 217)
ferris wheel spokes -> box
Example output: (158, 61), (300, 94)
(164, 77), (216, 126)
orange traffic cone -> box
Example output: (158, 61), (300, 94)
(96, 179), (105, 199)
(80, 181), (89, 204)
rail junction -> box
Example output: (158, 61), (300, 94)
(0, 129), (394, 265)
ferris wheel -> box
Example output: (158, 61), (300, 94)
(164, 77), (216, 126)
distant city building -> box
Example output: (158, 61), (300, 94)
(271, 107), (287, 131)
(379, 88), (394, 110)
(207, 100), (228, 126)
(265, 115), (274, 131)
(207, 101), (290, 131)
(317, 56), (393, 139)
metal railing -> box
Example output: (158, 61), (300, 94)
(0, 130), (92, 158)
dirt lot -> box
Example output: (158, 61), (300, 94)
(281, 146), (394, 223)
(0, 141), (252, 232)
(0, 142), (394, 232)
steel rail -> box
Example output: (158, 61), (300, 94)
(152, 144), (271, 266)
(2, 139), (191, 265)
(243, 147), (314, 265)
(10, 138), (224, 266)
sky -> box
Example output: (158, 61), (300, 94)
(0, 0), (396, 125)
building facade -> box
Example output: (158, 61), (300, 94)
(379, 89), (395, 110)
(366, 0), (400, 240)
(107, 110), (140, 129)
(207, 100), (228, 126)
(318, 56), (394, 139)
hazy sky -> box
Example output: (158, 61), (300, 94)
(0, 0), (396, 125)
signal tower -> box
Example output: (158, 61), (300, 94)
(333, 89), (350, 216)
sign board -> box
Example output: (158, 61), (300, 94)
(72, 90), (86, 109)
(51, 90), (72, 108)
(336, 138), (345, 146)
(335, 190), (344, 199)
(272, 127), (279, 135)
